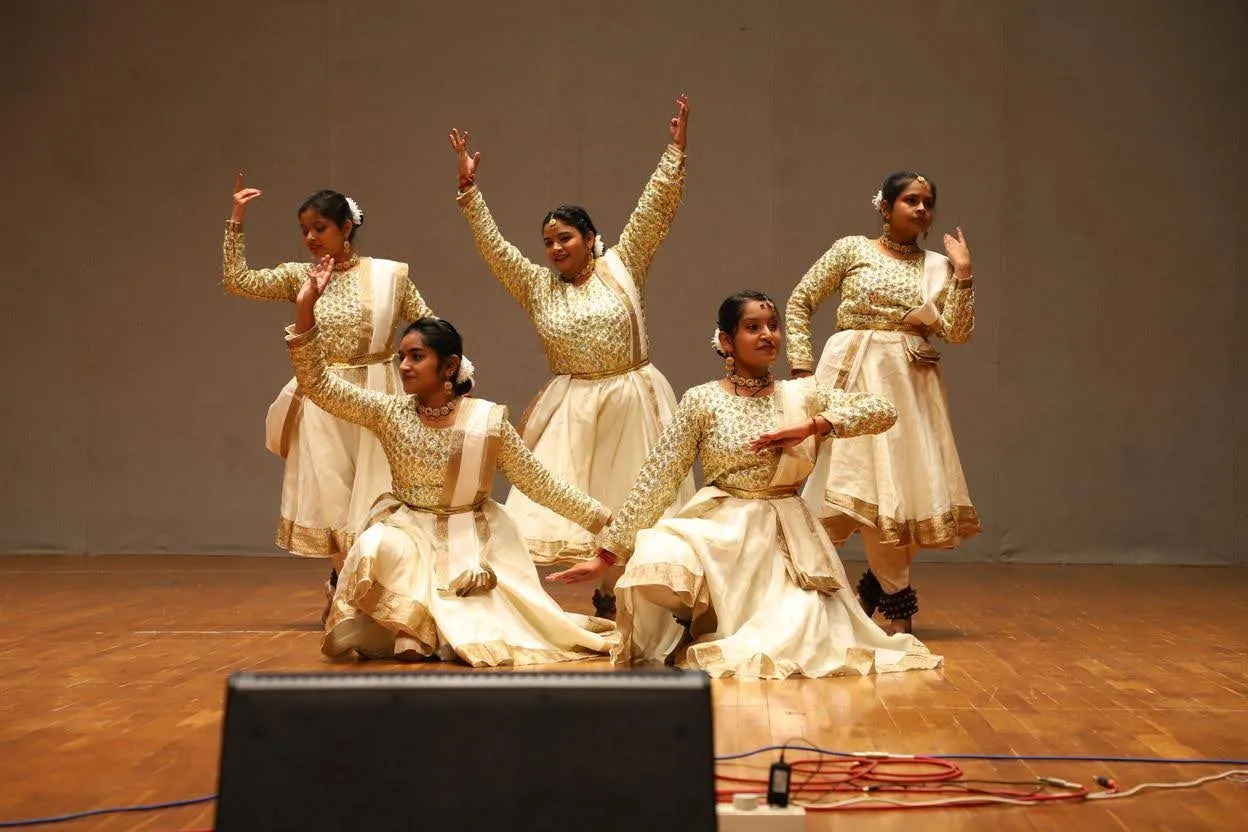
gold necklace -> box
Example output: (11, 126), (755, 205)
(332, 252), (361, 271)
(560, 257), (595, 284)
(416, 395), (460, 419)
(727, 371), (772, 389)
(879, 234), (921, 256)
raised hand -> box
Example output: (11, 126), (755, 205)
(942, 226), (973, 279)
(294, 255), (335, 333)
(747, 417), (822, 454)
(669, 93), (690, 150)
(230, 172), (263, 222)
(546, 554), (610, 585)
(448, 128), (481, 188)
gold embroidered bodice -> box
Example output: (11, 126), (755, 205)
(223, 226), (433, 363)
(456, 144), (685, 375)
(785, 235), (975, 371)
(600, 379), (897, 555)
(287, 326), (606, 530)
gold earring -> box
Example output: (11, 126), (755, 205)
(343, 239), (352, 253)
(443, 379), (453, 396)
(724, 355), (735, 375)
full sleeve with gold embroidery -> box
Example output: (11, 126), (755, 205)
(785, 237), (856, 372)
(813, 382), (898, 439)
(598, 390), (706, 558)
(222, 225), (305, 302)
(286, 325), (391, 434)
(498, 421), (609, 533)
(933, 275), (975, 345)
(612, 144), (686, 287)
(397, 267), (435, 323)
(456, 188), (546, 312)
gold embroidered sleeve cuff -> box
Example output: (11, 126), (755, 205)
(285, 322), (320, 347)
(226, 219), (244, 232)
(953, 275), (974, 289)
(455, 185), (480, 206)
(596, 535), (633, 562)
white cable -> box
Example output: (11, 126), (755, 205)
(1086, 769), (1248, 801)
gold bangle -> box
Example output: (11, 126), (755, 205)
(226, 219), (243, 232)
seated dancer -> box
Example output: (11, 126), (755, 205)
(550, 292), (942, 679)
(448, 94), (696, 618)
(288, 256), (614, 665)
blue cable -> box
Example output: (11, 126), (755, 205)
(715, 744), (1248, 767)
(0, 794), (216, 829)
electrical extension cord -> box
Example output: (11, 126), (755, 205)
(716, 794), (806, 831)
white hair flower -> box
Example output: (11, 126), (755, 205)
(710, 327), (726, 356)
(592, 233), (605, 257)
(345, 196), (364, 227)
(870, 190), (884, 212)
(455, 355), (475, 385)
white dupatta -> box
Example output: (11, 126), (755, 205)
(265, 258), (406, 457)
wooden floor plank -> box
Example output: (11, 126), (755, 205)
(0, 556), (1245, 830)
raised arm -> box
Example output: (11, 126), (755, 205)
(497, 420), (611, 533)
(785, 236), (855, 375)
(813, 383), (898, 438)
(396, 265), (435, 323)
(933, 227), (976, 344)
(612, 95), (689, 286)
(285, 257), (391, 433)
(222, 172), (305, 301)
(449, 129), (546, 310)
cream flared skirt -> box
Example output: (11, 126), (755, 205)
(323, 500), (614, 666)
(804, 331), (980, 548)
(506, 364), (695, 565)
(613, 489), (942, 679)
(272, 365), (395, 564)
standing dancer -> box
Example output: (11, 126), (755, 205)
(449, 96), (695, 617)
(223, 176), (433, 615)
(785, 171), (979, 634)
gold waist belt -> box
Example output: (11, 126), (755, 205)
(563, 358), (652, 381)
(405, 498), (487, 517)
(839, 322), (928, 335)
(329, 350), (396, 370)
(716, 484), (799, 500)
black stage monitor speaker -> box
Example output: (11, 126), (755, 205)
(216, 670), (716, 831)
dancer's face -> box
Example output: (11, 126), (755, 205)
(884, 179), (935, 242)
(542, 220), (595, 278)
(397, 331), (458, 401)
(298, 208), (351, 261)
(725, 301), (782, 376)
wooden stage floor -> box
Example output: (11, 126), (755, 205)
(1, 555), (1245, 830)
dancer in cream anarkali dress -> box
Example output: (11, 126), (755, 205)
(448, 97), (696, 616)
(786, 171), (979, 633)
(223, 179), (433, 566)
(550, 292), (942, 680)
(288, 258), (613, 665)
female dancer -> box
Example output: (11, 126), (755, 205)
(448, 96), (695, 617)
(289, 256), (614, 664)
(549, 292), (941, 679)
(785, 171), (979, 634)
(224, 176), (433, 611)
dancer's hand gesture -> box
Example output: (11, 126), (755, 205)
(230, 172), (262, 222)
(448, 128), (481, 189)
(669, 94), (690, 150)
(748, 416), (827, 454)
(294, 255), (334, 333)
(546, 553), (611, 584)
(943, 227), (973, 279)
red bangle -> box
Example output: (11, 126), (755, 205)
(458, 177), (475, 191)
(597, 551), (618, 567)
